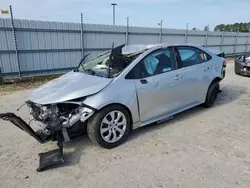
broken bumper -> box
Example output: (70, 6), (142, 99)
(0, 105), (96, 172)
(235, 60), (250, 76)
(0, 113), (64, 171)
(0, 113), (48, 143)
(238, 68), (250, 76)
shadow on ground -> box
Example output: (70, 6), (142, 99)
(62, 136), (94, 167)
(49, 84), (248, 170)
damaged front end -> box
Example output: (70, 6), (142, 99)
(0, 44), (138, 171)
(0, 100), (95, 172)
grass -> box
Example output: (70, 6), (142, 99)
(0, 74), (61, 96)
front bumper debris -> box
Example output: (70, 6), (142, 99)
(0, 113), (64, 172)
(37, 134), (64, 172)
(235, 58), (250, 76)
(0, 113), (47, 143)
(239, 67), (250, 76)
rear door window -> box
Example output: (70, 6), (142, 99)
(176, 47), (211, 67)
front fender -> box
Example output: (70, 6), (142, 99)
(83, 79), (140, 124)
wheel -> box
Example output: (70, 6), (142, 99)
(203, 81), (220, 108)
(87, 105), (131, 149)
(235, 68), (239, 75)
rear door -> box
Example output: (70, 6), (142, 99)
(174, 46), (213, 104)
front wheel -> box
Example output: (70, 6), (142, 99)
(87, 105), (131, 149)
(203, 81), (220, 108)
(235, 67), (239, 75)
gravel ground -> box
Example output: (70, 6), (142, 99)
(0, 63), (250, 188)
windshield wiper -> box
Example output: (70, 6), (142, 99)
(77, 53), (90, 70)
(85, 69), (95, 75)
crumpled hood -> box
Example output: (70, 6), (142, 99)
(28, 71), (112, 105)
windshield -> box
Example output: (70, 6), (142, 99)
(78, 45), (147, 78)
(78, 52), (122, 78)
(79, 52), (111, 77)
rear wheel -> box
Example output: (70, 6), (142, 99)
(203, 81), (220, 108)
(87, 105), (131, 149)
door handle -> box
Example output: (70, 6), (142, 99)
(140, 79), (148, 84)
(203, 66), (210, 71)
(174, 75), (183, 80)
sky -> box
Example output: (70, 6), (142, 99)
(0, 0), (250, 30)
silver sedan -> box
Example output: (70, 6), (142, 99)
(0, 44), (226, 170)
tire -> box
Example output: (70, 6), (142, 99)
(203, 81), (220, 108)
(87, 105), (131, 149)
(235, 68), (239, 75)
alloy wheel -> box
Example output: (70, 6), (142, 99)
(100, 110), (127, 143)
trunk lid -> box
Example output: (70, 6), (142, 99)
(208, 49), (225, 57)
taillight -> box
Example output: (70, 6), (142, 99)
(223, 60), (227, 67)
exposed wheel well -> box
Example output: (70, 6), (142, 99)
(98, 103), (133, 126)
(211, 77), (222, 84)
(208, 77), (222, 90)
(204, 77), (222, 102)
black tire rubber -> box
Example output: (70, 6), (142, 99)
(87, 105), (131, 149)
(203, 81), (220, 108)
(235, 68), (239, 75)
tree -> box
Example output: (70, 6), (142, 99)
(225, 24), (232, 32)
(214, 22), (250, 32)
(192, 27), (198, 30)
(204, 25), (209, 31)
(214, 24), (225, 31)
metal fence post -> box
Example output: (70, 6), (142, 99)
(233, 32), (239, 56)
(125, 17), (129, 45)
(205, 31), (208, 47)
(185, 23), (188, 43)
(245, 35), (249, 53)
(0, 67), (3, 85)
(220, 32), (224, 51)
(159, 20), (163, 43)
(10, 5), (21, 78)
(80, 13), (84, 58)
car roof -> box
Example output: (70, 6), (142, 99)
(122, 43), (203, 55)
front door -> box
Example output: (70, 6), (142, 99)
(133, 48), (184, 122)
